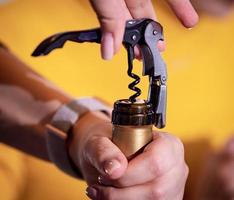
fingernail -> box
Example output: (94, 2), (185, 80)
(188, 27), (193, 30)
(101, 32), (114, 60)
(103, 160), (121, 175)
(86, 187), (98, 199)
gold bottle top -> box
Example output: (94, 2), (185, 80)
(112, 99), (154, 126)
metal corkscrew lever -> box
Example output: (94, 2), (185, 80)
(123, 19), (167, 129)
(32, 19), (167, 159)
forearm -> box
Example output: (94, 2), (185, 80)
(0, 45), (72, 160)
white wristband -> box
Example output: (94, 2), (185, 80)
(46, 97), (111, 178)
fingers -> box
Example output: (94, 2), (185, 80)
(125, 0), (156, 20)
(89, 0), (131, 60)
(166, 0), (199, 28)
(87, 164), (188, 200)
(84, 136), (128, 180)
(117, 0), (160, 58)
(86, 183), (152, 200)
(91, 0), (198, 61)
(100, 132), (185, 187)
(90, 0), (159, 60)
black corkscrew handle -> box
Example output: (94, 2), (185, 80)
(32, 29), (101, 56)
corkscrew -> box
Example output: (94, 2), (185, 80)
(32, 18), (167, 158)
(126, 44), (141, 102)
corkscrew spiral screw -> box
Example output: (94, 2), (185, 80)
(126, 45), (141, 102)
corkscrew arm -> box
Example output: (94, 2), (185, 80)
(32, 29), (101, 56)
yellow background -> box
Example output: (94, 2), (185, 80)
(0, 0), (234, 199)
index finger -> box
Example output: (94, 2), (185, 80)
(90, 0), (132, 59)
(125, 0), (157, 20)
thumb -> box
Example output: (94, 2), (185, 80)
(85, 136), (128, 179)
(89, 0), (131, 60)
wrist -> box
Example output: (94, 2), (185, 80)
(45, 98), (111, 178)
(73, 110), (111, 135)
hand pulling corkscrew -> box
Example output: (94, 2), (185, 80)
(32, 18), (167, 159)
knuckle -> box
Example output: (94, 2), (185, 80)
(100, 15), (124, 25)
(167, 134), (185, 160)
(174, 136), (185, 151)
(149, 134), (186, 176)
(99, 12), (125, 30)
(149, 152), (165, 176)
(127, 0), (151, 10)
(151, 185), (164, 200)
(174, 136), (185, 156)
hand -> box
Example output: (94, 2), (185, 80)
(69, 111), (188, 200)
(89, 0), (199, 60)
(69, 111), (128, 184)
